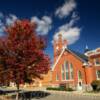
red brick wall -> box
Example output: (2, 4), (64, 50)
(52, 50), (86, 86)
(52, 34), (100, 87)
(86, 54), (100, 83)
(85, 67), (96, 84)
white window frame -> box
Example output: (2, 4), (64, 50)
(78, 70), (82, 80)
(61, 64), (65, 80)
(64, 61), (69, 80)
(96, 70), (100, 80)
(94, 58), (100, 66)
(56, 73), (59, 81)
(69, 63), (74, 79)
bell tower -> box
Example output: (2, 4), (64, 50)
(53, 33), (67, 63)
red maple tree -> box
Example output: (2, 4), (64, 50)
(0, 20), (50, 99)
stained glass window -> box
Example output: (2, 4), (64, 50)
(65, 61), (69, 80)
(70, 63), (74, 79)
(61, 64), (65, 80)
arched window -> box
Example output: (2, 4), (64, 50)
(69, 63), (74, 79)
(65, 61), (69, 80)
(61, 64), (65, 80)
(56, 73), (59, 81)
(78, 71), (82, 79)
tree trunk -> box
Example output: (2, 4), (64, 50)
(16, 83), (20, 100)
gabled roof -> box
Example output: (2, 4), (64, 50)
(52, 47), (88, 71)
(68, 49), (88, 62)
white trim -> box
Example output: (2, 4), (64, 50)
(96, 70), (100, 80)
(61, 65), (65, 81)
(52, 46), (67, 71)
(83, 62), (88, 66)
(77, 70), (83, 90)
(77, 70), (82, 80)
(56, 73), (59, 81)
(86, 48), (100, 56)
(64, 61), (69, 80)
(94, 58), (100, 66)
(69, 63), (74, 79)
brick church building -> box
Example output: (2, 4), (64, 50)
(51, 33), (100, 90)
(9, 33), (100, 91)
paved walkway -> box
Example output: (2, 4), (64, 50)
(0, 88), (100, 100)
(36, 94), (100, 100)
(32, 91), (100, 100)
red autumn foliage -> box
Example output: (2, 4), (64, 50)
(0, 20), (50, 87)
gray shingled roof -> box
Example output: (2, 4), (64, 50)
(66, 48), (88, 62)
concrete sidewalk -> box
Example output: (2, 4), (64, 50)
(2, 86), (100, 97)
(45, 90), (100, 97)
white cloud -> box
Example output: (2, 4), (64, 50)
(0, 13), (18, 36)
(0, 20), (3, 26)
(0, 19), (5, 36)
(0, 26), (5, 36)
(53, 0), (81, 45)
(31, 16), (52, 35)
(54, 27), (81, 45)
(0, 13), (52, 36)
(53, 12), (81, 45)
(0, 12), (4, 19)
(55, 0), (76, 18)
(71, 11), (79, 19)
(6, 14), (18, 26)
(59, 12), (79, 31)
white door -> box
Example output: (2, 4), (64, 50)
(77, 80), (82, 90)
(77, 71), (83, 90)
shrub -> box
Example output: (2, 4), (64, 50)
(46, 87), (65, 91)
(91, 80), (100, 91)
(66, 87), (74, 91)
(46, 87), (59, 91)
(59, 83), (66, 90)
(46, 87), (74, 91)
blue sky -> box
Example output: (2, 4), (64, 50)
(0, 0), (100, 62)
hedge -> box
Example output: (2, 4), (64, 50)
(91, 80), (100, 91)
(46, 87), (74, 92)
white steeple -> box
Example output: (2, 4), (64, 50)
(86, 44), (89, 50)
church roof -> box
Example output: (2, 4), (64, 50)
(68, 49), (88, 62)
(52, 47), (88, 71)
